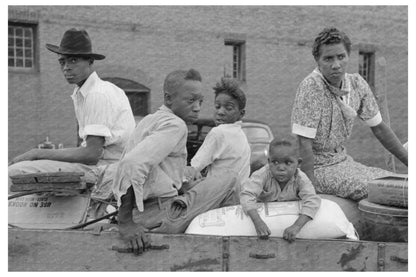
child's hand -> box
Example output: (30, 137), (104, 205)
(283, 224), (301, 243)
(254, 219), (271, 239)
(247, 209), (271, 239)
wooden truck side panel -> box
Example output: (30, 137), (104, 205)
(8, 229), (408, 271)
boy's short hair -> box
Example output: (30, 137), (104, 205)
(163, 68), (202, 96)
(269, 134), (300, 157)
(213, 77), (246, 110)
(312, 27), (352, 61)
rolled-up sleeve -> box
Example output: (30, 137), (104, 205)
(240, 166), (267, 212)
(291, 78), (324, 139)
(113, 119), (186, 211)
(296, 170), (321, 219)
(354, 74), (382, 127)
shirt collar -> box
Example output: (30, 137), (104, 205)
(159, 104), (173, 114)
(217, 121), (243, 128)
(312, 67), (351, 97)
(71, 71), (99, 99)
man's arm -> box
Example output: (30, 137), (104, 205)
(10, 135), (105, 165)
(118, 186), (150, 255)
(298, 135), (317, 186)
(371, 122), (408, 167)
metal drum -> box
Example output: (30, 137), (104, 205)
(358, 199), (407, 242)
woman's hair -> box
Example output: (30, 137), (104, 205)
(213, 77), (246, 110)
(312, 27), (352, 60)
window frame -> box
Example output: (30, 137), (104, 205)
(8, 21), (38, 73)
(358, 46), (376, 91)
(224, 39), (246, 82)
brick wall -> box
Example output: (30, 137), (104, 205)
(8, 5), (408, 171)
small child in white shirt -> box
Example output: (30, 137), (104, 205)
(186, 78), (251, 195)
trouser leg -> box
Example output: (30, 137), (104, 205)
(150, 169), (239, 234)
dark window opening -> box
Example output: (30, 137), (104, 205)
(359, 51), (375, 90)
(102, 77), (151, 118)
(224, 40), (246, 81)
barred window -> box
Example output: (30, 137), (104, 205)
(225, 40), (246, 82)
(8, 23), (36, 70)
(359, 51), (375, 89)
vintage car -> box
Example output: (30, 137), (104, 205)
(186, 118), (274, 174)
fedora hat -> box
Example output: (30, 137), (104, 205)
(46, 28), (105, 60)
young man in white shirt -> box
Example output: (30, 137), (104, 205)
(113, 69), (239, 255)
(9, 28), (135, 200)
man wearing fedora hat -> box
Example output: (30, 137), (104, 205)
(9, 28), (135, 201)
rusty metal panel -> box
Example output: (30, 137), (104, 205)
(227, 237), (407, 271)
(8, 229), (223, 271)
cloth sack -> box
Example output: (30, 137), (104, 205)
(185, 199), (358, 240)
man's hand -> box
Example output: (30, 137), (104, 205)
(10, 149), (40, 165)
(118, 222), (150, 255)
(184, 166), (201, 183)
(283, 224), (302, 243)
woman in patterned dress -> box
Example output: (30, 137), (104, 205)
(291, 27), (407, 201)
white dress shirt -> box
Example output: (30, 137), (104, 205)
(71, 71), (135, 164)
(191, 121), (251, 183)
(112, 105), (188, 211)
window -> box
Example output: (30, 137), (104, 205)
(359, 51), (375, 89)
(8, 23), (36, 70)
(224, 40), (246, 81)
(101, 77), (151, 121)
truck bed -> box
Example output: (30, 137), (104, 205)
(8, 228), (408, 271)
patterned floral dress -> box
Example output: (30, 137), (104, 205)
(291, 68), (390, 201)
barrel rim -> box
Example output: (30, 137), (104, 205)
(358, 199), (408, 217)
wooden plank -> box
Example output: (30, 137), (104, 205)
(10, 172), (85, 179)
(10, 172), (84, 184)
(10, 182), (86, 192)
(36, 175), (82, 183)
(8, 229), (223, 271)
(9, 176), (37, 184)
(8, 229), (407, 271)
(228, 236), (407, 271)
(11, 176), (82, 184)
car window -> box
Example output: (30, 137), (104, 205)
(199, 126), (212, 140)
(187, 124), (213, 141)
(242, 126), (272, 142)
(187, 124), (199, 140)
